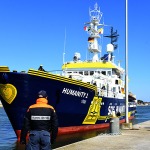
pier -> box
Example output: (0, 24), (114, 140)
(54, 121), (150, 150)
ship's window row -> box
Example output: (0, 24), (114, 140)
(66, 70), (113, 76)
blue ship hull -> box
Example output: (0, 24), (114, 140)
(0, 68), (136, 139)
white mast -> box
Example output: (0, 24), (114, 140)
(85, 3), (103, 62)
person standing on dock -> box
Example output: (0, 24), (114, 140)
(20, 90), (58, 150)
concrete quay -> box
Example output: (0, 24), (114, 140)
(54, 121), (150, 150)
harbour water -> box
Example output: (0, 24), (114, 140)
(0, 106), (150, 150)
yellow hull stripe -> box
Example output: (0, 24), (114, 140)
(0, 66), (10, 72)
(28, 69), (97, 92)
(0, 66), (96, 92)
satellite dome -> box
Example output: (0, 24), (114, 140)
(107, 44), (114, 53)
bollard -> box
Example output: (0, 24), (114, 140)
(110, 117), (120, 134)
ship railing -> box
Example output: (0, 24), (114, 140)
(128, 102), (137, 107)
(48, 70), (63, 76)
(98, 88), (125, 99)
(98, 88), (113, 98)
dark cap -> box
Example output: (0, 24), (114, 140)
(38, 90), (48, 98)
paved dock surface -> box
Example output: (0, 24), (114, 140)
(54, 121), (150, 150)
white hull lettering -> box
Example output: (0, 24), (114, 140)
(108, 105), (125, 115)
(62, 88), (88, 98)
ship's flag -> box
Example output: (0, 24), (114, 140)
(84, 26), (91, 31)
(88, 37), (94, 42)
(98, 28), (104, 34)
(84, 26), (88, 31)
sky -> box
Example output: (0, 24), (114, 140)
(0, 0), (149, 102)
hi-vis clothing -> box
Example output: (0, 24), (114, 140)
(20, 97), (58, 150)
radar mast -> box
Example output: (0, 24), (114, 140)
(84, 3), (103, 62)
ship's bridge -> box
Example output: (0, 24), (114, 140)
(62, 61), (124, 80)
(61, 61), (125, 99)
(62, 61), (123, 77)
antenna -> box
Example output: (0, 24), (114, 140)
(63, 28), (66, 64)
(104, 27), (119, 50)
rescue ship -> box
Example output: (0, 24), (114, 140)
(0, 3), (136, 140)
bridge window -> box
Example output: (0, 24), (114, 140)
(67, 72), (72, 74)
(84, 71), (88, 76)
(90, 71), (94, 75)
(101, 71), (106, 75)
(79, 71), (83, 75)
(107, 71), (111, 76)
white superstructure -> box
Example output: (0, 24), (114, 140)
(61, 3), (126, 99)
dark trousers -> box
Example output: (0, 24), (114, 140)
(26, 130), (51, 150)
